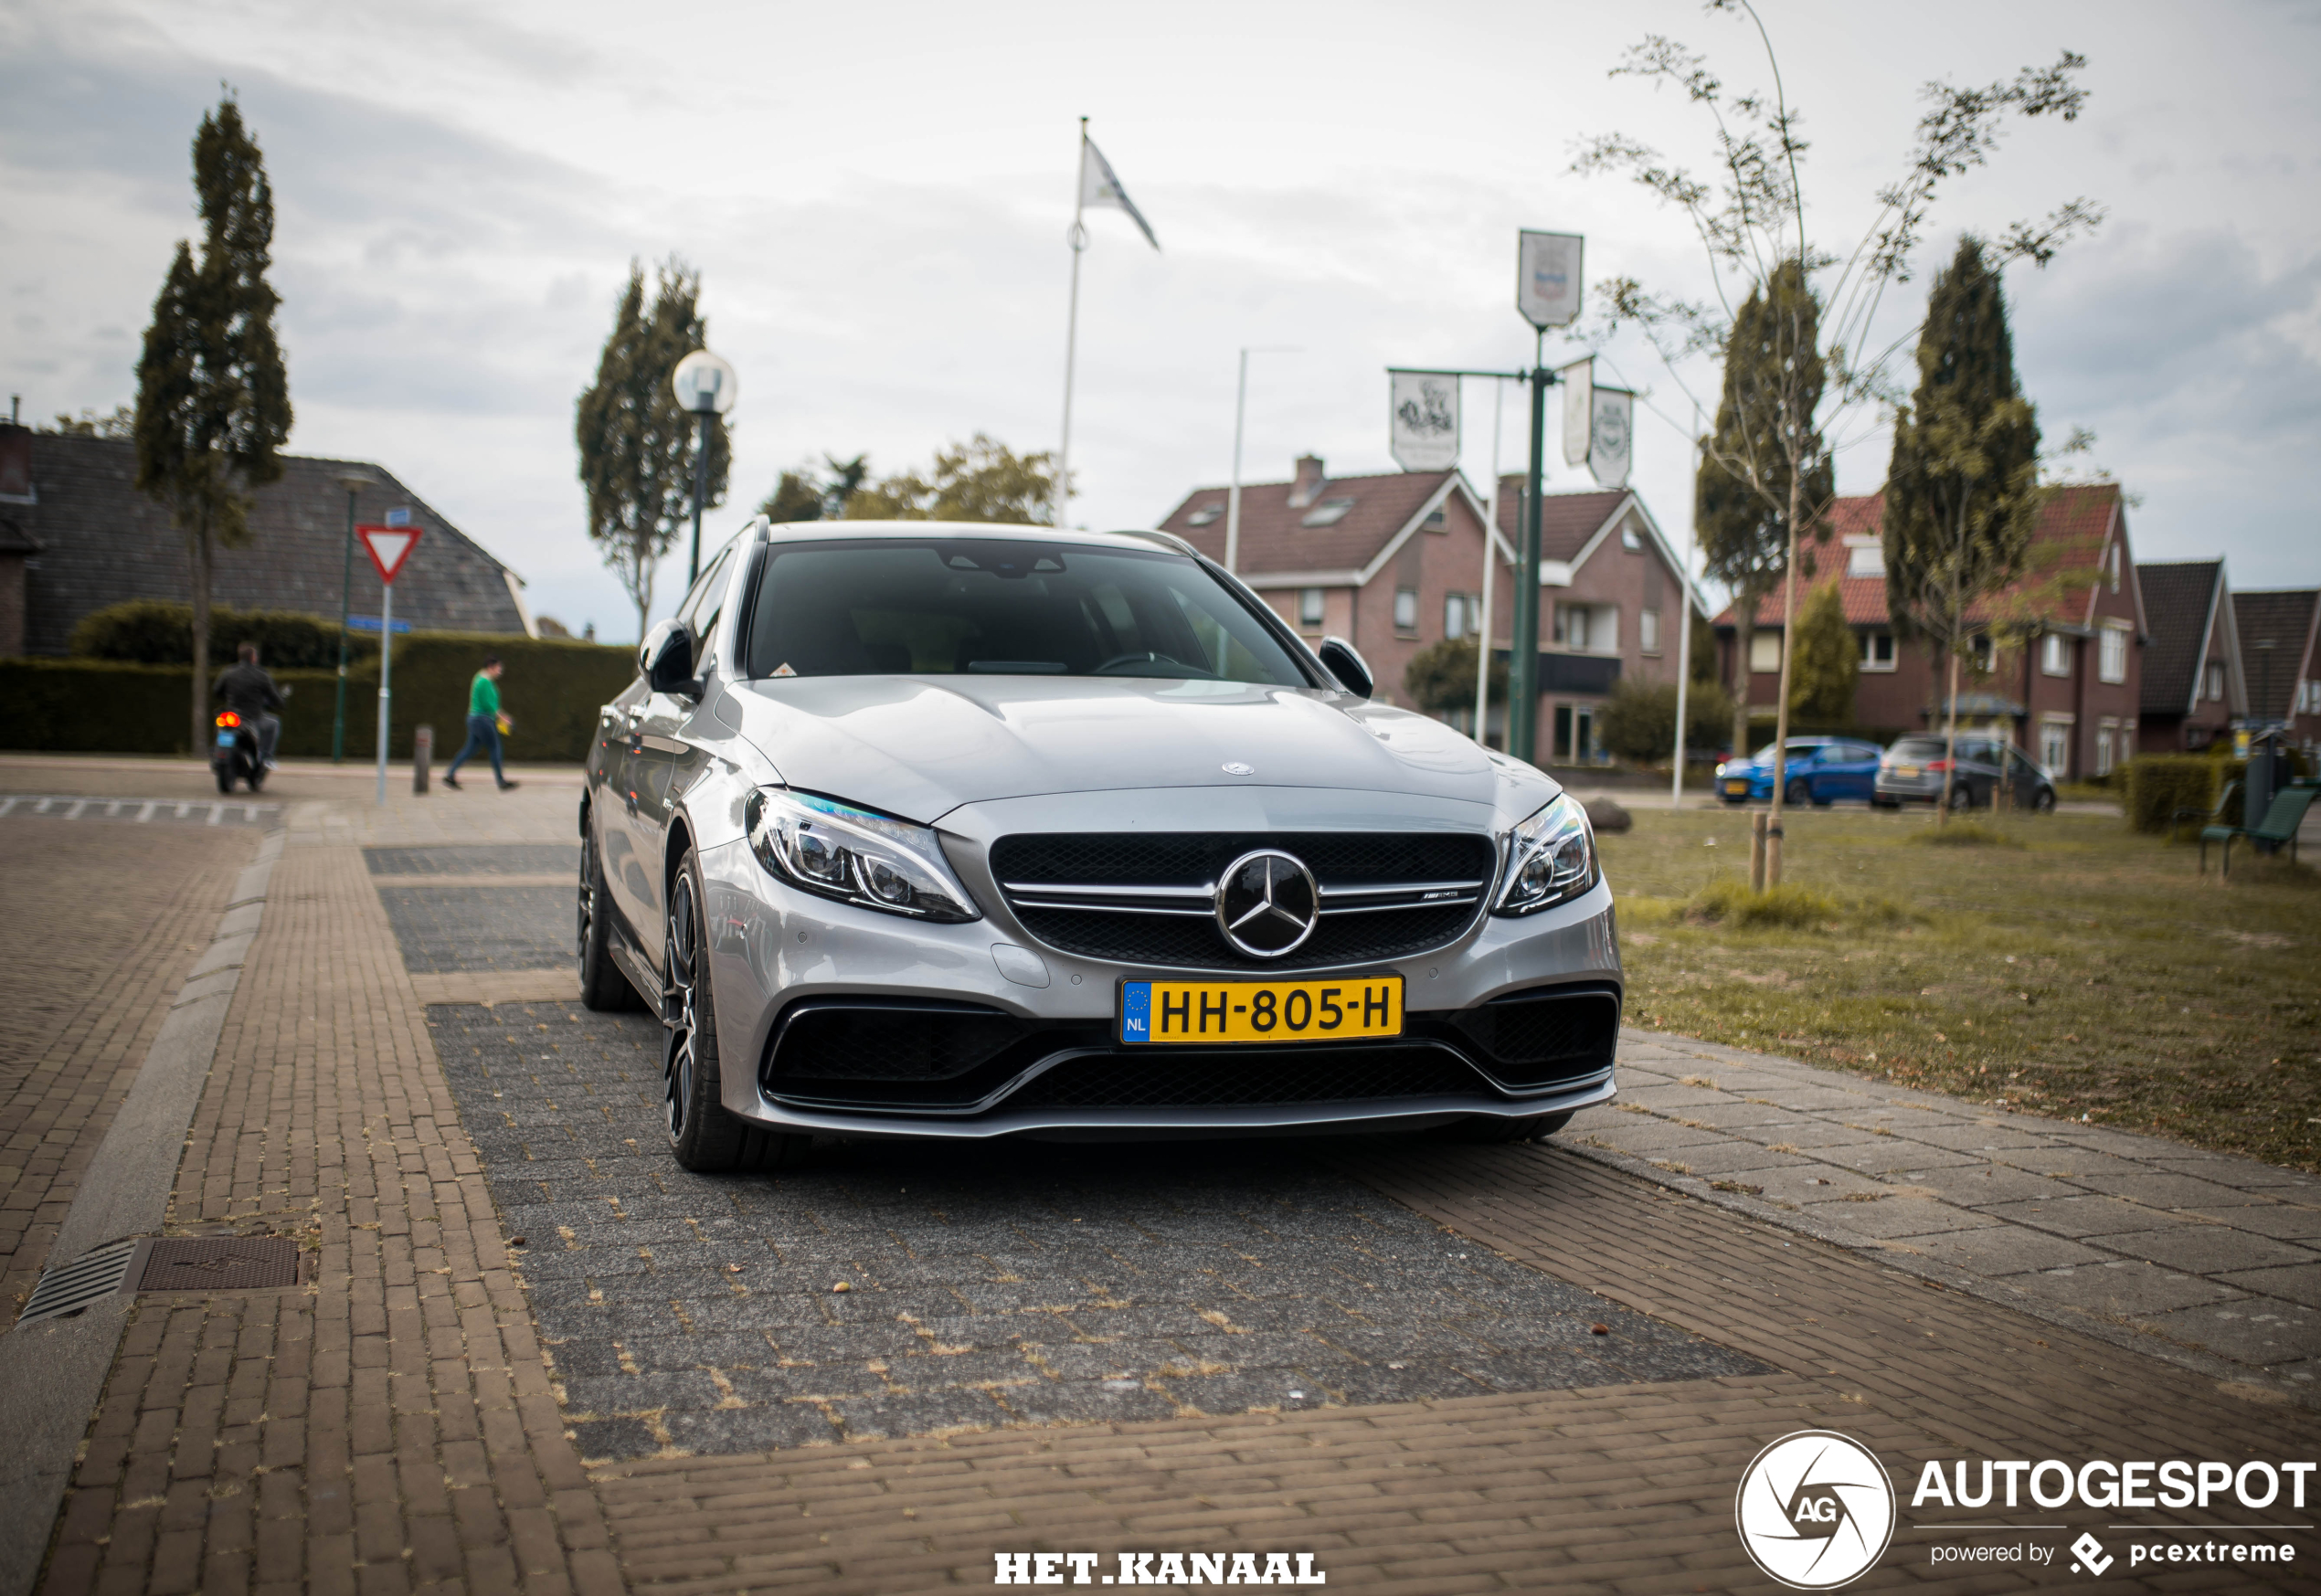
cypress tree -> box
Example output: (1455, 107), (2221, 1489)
(1882, 237), (2041, 817)
(576, 259), (730, 639)
(1696, 259), (1834, 762)
(133, 98), (291, 757)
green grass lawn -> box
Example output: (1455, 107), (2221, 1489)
(1600, 807), (2321, 1172)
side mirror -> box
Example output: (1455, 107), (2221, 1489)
(642, 619), (701, 698)
(1317, 636), (1373, 699)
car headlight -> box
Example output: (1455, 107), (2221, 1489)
(1492, 792), (1597, 916)
(744, 789), (980, 923)
(1714, 762), (1729, 778)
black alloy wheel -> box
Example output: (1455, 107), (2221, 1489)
(2032, 787), (2057, 813)
(660, 847), (809, 1174)
(1786, 777), (1812, 806)
(578, 823), (641, 1010)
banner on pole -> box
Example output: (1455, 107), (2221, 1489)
(1387, 370), (1461, 471)
(356, 523), (421, 586)
(1516, 231), (1584, 330)
(1559, 359), (1593, 467)
(1588, 388), (1634, 489)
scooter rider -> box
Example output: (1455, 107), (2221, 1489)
(213, 641), (284, 768)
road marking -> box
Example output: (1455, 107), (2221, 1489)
(0, 795), (280, 827)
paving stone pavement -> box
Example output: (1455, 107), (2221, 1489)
(1567, 1030), (2321, 1399)
(428, 1003), (1765, 1462)
(366, 844), (581, 878)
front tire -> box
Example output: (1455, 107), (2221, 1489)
(662, 848), (809, 1174)
(2032, 787), (2057, 813)
(1786, 777), (1811, 806)
(578, 821), (642, 1011)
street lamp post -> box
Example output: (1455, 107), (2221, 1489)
(332, 471), (376, 763)
(1224, 346), (1299, 576)
(671, 350), (738, 588)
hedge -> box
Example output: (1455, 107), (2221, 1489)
(2123, 754), (2247, 835)
(1, 632), (636, 762)
(69, 599), (377, 670)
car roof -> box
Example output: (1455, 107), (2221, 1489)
(758, 518), (1198, 558)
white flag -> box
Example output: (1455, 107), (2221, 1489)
(1559, 359), (1593, 468)
(1082, 136), (1160, 250)
(1516, 230), (1584, 330)
(1588, 387), (1633, 489)
(1388, 371), (1460, 471)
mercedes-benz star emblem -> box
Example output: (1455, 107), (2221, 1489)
(1214, 850), (1319, 958)
(1222, 762), (1254, 775)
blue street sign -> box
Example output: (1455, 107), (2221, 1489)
(385, 507), (412, 528)
(347, 615), (412, 634)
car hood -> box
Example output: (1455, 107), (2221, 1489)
(726, 674), (1544, 824)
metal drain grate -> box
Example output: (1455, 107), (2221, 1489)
(17, 1238), (142, 1326)
(139, 1237), (300, 1292)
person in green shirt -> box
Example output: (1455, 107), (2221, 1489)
(443, 656), (518, 790)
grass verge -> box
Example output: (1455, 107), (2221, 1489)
(1606, 808), (2321, 1172)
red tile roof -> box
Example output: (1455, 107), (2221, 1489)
(1158, 467), (1457, 576)
(1713, 484), (2125, 632)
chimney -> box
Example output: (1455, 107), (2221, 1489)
(1288, 454), (1326, 509)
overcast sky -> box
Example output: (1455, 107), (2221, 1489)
(5, 0), (2317, 640)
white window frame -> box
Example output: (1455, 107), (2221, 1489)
(2095, 717), (2119, 777)
(1749, 631), (1782, 673)
(1298, 587), (1324, 628)
(2099, 622), (2129, 684)
(1394, 586), (1419, 633)
(2040, 634), (2071, 677)
(1859, 631), (1896, 672)
(2205, 661), (2224, 702)
(1639, 607), (1661, 655)
(1846, 542), (1886, 578)
(1967, 634), (1995, 673)
(1620, 522), (1643, 551)
(2039, 718), (2072, 775)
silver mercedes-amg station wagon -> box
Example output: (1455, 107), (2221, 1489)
(580, 518), (1620, 1171)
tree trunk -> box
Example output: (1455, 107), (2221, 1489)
(189, 518), (211, 760)
(1939, 648), (1961, 825)
(1731, 590), (1758, 768)
(1765, 473), (1807, 885)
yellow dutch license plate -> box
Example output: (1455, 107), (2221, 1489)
(1894, 765), (1919, 778)
(1724, 780), (1750, 795)
(1118, 976), (1404, 1045)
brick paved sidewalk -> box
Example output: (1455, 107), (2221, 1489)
(1567, 1031), (2321, 1398)
(0, 817), (257, 1329)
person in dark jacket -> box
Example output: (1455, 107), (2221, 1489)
(212, 642), (284, 768)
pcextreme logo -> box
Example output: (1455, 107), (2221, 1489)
(1735, 1431), (1898, 1590)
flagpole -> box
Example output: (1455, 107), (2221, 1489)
(1056, 117), (1089, 528)
(1475, 376), (1504, 744)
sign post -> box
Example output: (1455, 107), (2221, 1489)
(356, 523), (421, 806)
(1510, 230), (1584, 765)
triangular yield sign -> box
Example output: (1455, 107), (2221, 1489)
(356, 523), (422, 585)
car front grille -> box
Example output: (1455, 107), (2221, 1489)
(1436, 985), (1620, 1090)
(989, 830), (1496, 970)
(1001, 1045), (1489, 1109)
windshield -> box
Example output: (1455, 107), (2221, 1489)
(742, 538), (1313, 686)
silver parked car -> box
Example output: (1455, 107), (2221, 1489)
(580, 519), (1621, 1171)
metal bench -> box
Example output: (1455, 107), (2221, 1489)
(2200, 783), (2316, 876)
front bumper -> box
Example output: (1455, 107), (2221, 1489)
(694, 829), (1622, 1141)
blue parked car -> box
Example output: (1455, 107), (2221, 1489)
(1715, 737), (1886, 807)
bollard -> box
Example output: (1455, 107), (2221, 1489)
(413, 724), (432, 795)
(1748, 811), (1768, 893)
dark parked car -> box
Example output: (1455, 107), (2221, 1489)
(1872, 735), (2056, 811)
(1715, 737), (1884, 807)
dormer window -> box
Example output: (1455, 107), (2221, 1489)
(1301, 497), (1355, 528)
(1186, 502), (1224, 527)
(1847, 540), (1885, 577)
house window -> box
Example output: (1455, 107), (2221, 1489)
(1301, 497), (1356, 527)
(2096, 718), (2119, 777)
(2039, 719), (2071, 775)
(2108, 545), (2122, 593)
(1186, 502), (1224, 527)
(1394, 587), (1418, 632)
(1445, 592), (1478, 639)
(1639, 608), (1661, 655)
(1967, 634), (1995, 673)
(1422, 508), (1447, 533)
(2099, 622), (2128, 684)
(1621, 522), (1642, 551)
(2205, 661), (2224, 702)
(1553, 603), (1613, 652)
(2040, 633), (2070, 677)
(1749, 631), (1782, 673)
(1298, 587), (1324, 628)
(1860, 631), (1896, 671)
(1846, 541), (1886, 577)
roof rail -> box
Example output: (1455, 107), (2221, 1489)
(1114, 527), (1200, 558)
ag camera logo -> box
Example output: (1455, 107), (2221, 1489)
(1736, 1430), (1897, 1589)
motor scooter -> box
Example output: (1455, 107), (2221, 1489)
(212, 711), (265, 793)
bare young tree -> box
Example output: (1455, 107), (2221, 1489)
(1574, 0), (2097, 876)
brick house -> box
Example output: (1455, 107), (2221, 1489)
(1158, 456), (1707, 758)
(0, 425), (534, 657)
(1712, 483), (2147, 779)
(2234, 587), (2321, 760)
(2135, 560), (2243, 755)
